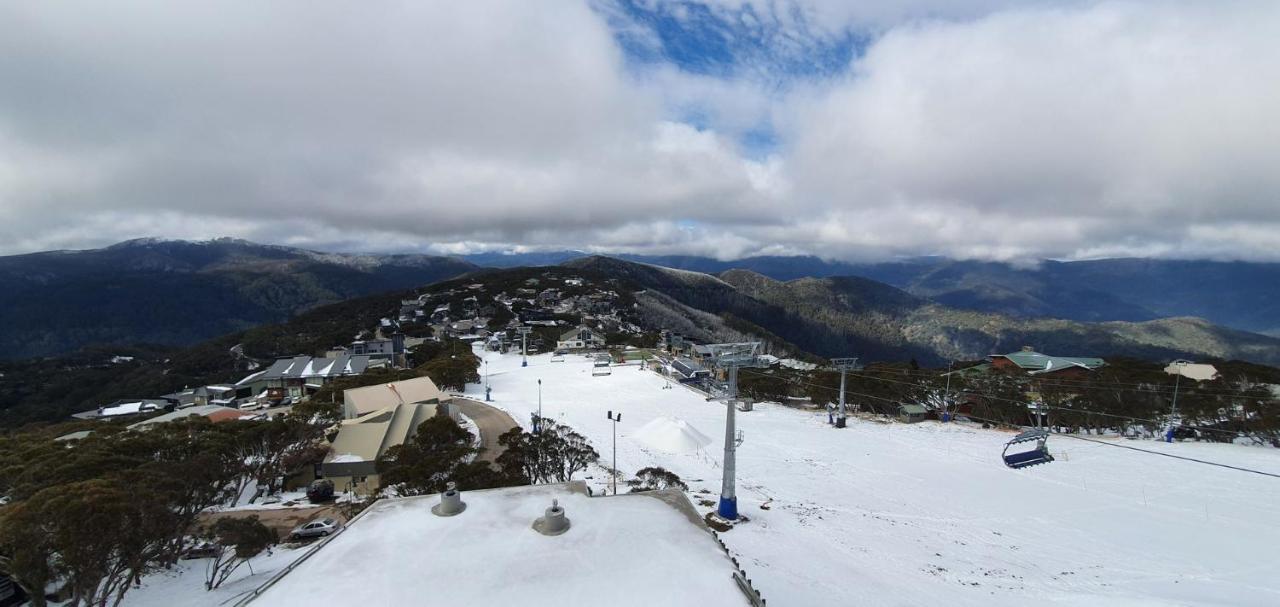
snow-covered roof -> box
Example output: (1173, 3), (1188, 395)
(248, 483), (746, 606)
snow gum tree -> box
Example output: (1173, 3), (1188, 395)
(202, 516), (276, 590)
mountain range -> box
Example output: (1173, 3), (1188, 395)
(5, 238), (1280, 366)
(470, 251), (1280, 336)
(562, 256), (1280, 366)
(0, 238), (477, 359)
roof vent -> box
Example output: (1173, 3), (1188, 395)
(533, 498), (571, 536)
(1021, 345), (1035, 352)
(431, 482), (466, 517)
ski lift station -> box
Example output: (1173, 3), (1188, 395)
(240, 482), (757, 606)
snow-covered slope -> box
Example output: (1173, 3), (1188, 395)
(470, 347), (1280, 607)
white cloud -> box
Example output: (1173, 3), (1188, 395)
(1, 1), (1279, 263)
(783, 0), (1280, 260)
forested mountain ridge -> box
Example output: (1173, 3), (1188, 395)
(563, 256), (1280, 366)
(476, 251), (1280, 334)
(0, 238), (478, 359)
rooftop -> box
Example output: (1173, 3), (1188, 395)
(990, 349), (1105, 374)
(128, 404), (246, 429)
(248, 483), (746, 607)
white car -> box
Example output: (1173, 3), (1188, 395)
(290, 517), (341, 540)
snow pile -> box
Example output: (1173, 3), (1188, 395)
(634, 416), (712, 453)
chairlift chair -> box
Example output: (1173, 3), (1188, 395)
(591, 355), (612, 376)
(1002, 429), (1054, 469)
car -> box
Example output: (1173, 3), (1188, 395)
(290, 518), (341, 540)
(181, 540), (222, 560)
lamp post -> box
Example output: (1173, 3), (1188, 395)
(484, 359), (491, 402)
(537, 378), (543, 432)
(607, 410), (621, 495)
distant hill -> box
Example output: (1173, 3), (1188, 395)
(562, 256), (1280, 366)
(477, 251), (1280, 334)
(0, 238), (477, 359)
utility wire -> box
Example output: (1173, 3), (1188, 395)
(818, 364), (1278, 399)
(739, 367), (1247, 440)
(959, 412), (1280, 480)
(744, 367), (1280, 480)
(838, 369), (1247, 439)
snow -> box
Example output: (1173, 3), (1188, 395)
(99, 401), (145, 416)
(634, 416), (713, 453)
(252, 484), (744, 606)
(328, 453), (364, 464)
(112, 546), (304, 607)
(468, 346), (1280, 607)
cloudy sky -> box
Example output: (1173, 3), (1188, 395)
(1, 0), (1278, 262)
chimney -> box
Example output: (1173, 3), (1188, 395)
(533, 499), (571, 536)
(431, 482), (466, 517)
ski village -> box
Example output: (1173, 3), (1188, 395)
(3, 261), (1280, 607)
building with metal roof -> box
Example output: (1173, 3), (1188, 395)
(342, 375), (444, 419)
(322, 399), (457, 496)
(236, 354), (373, 403)
(988, 347), (1105, 377)
(127, 404), (247, 429)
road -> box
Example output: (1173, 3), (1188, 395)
(199, 505), (348, 540)
(452, 398), (519, 464)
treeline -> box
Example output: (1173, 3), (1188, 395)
(0, 402), (336, 606)
(736, 358), (1280, 446)
(1, 289), (415, 427)
(376, 414), (600, 496)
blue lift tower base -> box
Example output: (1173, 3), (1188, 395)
(717, 496), (738, 520)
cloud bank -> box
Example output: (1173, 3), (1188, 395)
(1, 1), (1277, 262)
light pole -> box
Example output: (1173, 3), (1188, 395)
(537, 378), (543, 432)
(607, 410), (621, 495)
(484, 359), (491, 402)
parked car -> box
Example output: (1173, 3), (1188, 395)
(306, 479), (335, 504)
(181, 540), (222, 560)
(290, 518), (341, 540)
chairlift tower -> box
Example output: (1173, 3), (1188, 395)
(516, 326), (532, 368)
(709, 342), (761, 520)
(831, 357), (859, 428)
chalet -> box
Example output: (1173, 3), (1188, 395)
(71, 398), (173, 420)
(1165, 360), (1220, 382)
(193, 384), (237, 407)
(987, 347), (1105, 379)
(351, 334), (406, 362)
(127, 404), (246, 430)
(237, 354), (372, 403)
(557, 326), (606, 351)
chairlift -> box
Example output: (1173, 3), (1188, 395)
(1002, 429), (1054, 469)
(591, 355), (612, 376)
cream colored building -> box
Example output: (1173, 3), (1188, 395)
(1165, 360), (1220, 382)
(323, 375), (455, 495)
(341, 375), (444, 419)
